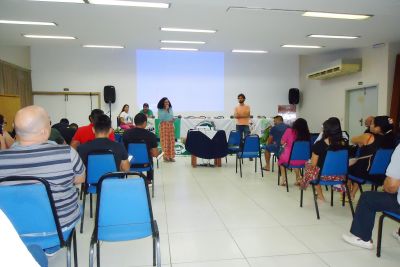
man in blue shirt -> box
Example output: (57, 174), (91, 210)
(263, 115), (288, 171)
(342, 144), (400, 249)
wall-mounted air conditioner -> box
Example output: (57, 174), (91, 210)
(307, 58), (362, 80)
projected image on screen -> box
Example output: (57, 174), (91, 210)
(136, 50), (224, 112)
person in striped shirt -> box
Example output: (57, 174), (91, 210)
(0, 105), (85, 230)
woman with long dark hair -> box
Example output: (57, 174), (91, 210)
(300, 117), (348, 201)
(118, 104), (134, 129)
(349, 116), (396, 199)
(278, 118), (311, 186)
(157, 97), (175, 162)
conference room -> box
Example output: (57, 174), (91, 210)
(1, 0), (400, 266)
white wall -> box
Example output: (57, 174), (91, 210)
(298, 45), (390, 132)
(31, 46), (299, 125)
(0, 45), (31, 69)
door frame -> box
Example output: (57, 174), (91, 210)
(344, 84), (379, 134)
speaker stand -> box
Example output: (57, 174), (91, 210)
(108, 102), (112, 122)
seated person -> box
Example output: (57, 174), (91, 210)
(263, 115), (288, 171)
(278, 118), (310, 186)
(71, 109), (115, 149)
(342, 144), (400, 249)
(118, 104), (135, 129)
(48, 125), (65, 145)
(0, 114), (15, 149)
(52, 118), (77, 145)
(300, 117), (348, 202)
(0, 105), (85, 230)
(78, 114), (130, 172)
(348, 116), (396, 199)
(123, 113), (159, 183)
(140, 103), (154, 118)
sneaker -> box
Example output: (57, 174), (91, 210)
(342, 233), (373, 249)
(392, 230), (400, 243)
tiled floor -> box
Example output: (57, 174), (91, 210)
(49, 157), (400, 267)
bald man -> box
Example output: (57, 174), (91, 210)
(0, 105), (85, 230)
(364, 116), (374, 134)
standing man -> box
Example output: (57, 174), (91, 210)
(234, 93), (251, 141)
(263, 115), (288, 171)
(123, 113), (159, 183)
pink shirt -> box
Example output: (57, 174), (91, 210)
(234, 104), (250, 125)
(278, 128), (307, 166)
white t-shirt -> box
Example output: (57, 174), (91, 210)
(385, 145), (400, 205)
(119, 111), (133, 124)
(0, 209), (40, 267)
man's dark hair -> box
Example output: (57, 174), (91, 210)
(69, 123), (78, 129)
(60, 118), (69, 124)
(237, 93), (246, 99)
(89, 109), (104, 122)
(134, 113), (147, 125)
(143, 103), (149, 108)
(274, 115), (283, 122)
(157, 97), (172, 109)
(93, 114), (111, 134)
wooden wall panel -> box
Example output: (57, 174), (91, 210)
(390, 55), (400, 132)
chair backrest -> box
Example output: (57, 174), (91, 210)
(0, 177), (64, 248)
(369, 149), (394, 175)
(228, 130), (241, 146)
(242, 134), (260, 153)
(320, 149), (348, 176)
(94, 172), (154, 241)
(289, 141), (311, 161)
(87, 151), (118, 185)
(128, 143), (150, 165)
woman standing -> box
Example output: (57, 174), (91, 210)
(157, 97), (175, 162)
(118, 104), (134, 129)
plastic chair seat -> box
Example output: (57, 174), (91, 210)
(310, 179), (345, 186)
(348, 174), (365, 184)
(98, 223), (152, 242)
(239, 151), (259, 158)
(130, 165), (152, 173)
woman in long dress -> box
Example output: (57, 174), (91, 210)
(157, 97), (175, 162)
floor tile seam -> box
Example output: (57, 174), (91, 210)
(169, 256), (247, 265)
(246, 251), (330, 266)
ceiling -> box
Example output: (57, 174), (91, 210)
(1, 0), (400, 55)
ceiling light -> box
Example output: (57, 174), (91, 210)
(0, 20), (56, 26)
(89, 0), (170, 8)
(160, 47), (198, 51)
(30, 0), (84, 3)
(302, 11), (372, 20)
(161, 27), (216, 33)
(282, 45), (323, 49)
(232, 49), (268, 54)
(83, 45), (124, 48)
(23, 34), (76, 39)
(161, 40), (206, 44)
(308, 34), (359, 39)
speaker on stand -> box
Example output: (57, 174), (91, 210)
(104, 85), (116, 121)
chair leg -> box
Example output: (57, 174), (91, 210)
(80, 184), (84, 200)
(300, 189), (303, 207)
(345, 183), (355, 217)
(377, 214), (385, 257)
(155, 234), (161, 267)
(359, 184), (364, 193)
(271, 155), (275, 172)
(254, 157), (257, 172)
(73, 230), (78, 267)
(277, 166), (280, 185)
(235, 155), (238, 173)
(153, 237), (156, 266)
(96, 241), (100, 267)
(259, 156), (263, 177)
(89, 239), (95, 267)
(342, 192), (345, 207)
(80, 193), (86, 233)
(312, 185), (320, 219)
(225, 156), (227, 163)
(152, 180), (155, 198)
(90, 193), (93, 218)
(325, 185), (328, 191)
(157, 158), (159, 168)
(239, 157), (243, 178)
(66, 234), (72, 267)
(330, 186), (334, 207)
(284, 168), (289, 192)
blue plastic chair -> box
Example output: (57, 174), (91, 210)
(348, 149), (394, 192)
(128, 143), (154, 198)
(226, 130), (241, 163)
(377, 211), (400, 257)
(236, 134), (263, 178)
(81, 151), (117, 233)
(279, 141), (311, 192)
(89, 172), (160, 267)
(300, 149), (355, 219)
(0, 176), (78, 267)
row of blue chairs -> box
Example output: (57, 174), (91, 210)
(0, 172), (160, 267)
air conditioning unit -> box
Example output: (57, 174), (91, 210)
(307, 58), (362, 80)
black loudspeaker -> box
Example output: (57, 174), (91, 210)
(289, 88), (300, 105)
(104, 85), (116, 104)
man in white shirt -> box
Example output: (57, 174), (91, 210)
(342, 145), (400, 249)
